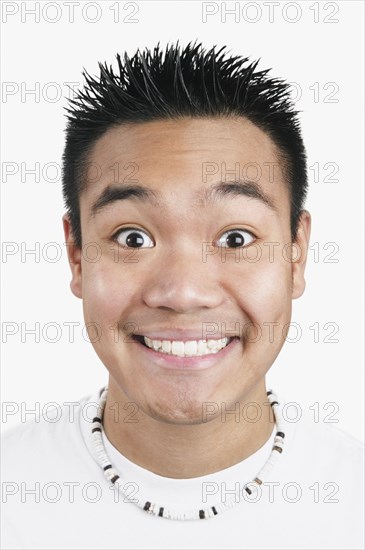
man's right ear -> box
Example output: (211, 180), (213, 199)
(62, 213), (82, 299)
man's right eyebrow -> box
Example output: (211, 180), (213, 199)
(90, 184), (160, 219)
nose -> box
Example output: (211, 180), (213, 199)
(141, 244), (225, 313)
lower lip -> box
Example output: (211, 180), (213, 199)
(131, 337), (241, 370)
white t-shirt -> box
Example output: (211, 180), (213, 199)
(1, 386), (364, 550)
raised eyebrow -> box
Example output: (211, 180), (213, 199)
(90, 184), (160, 219)
(89, 179), (277, 219)
(199, 179), (277, 211)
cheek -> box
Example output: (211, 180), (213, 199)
(233, 256), (293, 328)
(81, 262), (136, 327)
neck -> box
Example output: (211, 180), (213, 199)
(102, 378), (275, 479)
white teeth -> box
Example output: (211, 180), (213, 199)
(184, 340), (198, 356)
(143, 336), (230, 357)
(152, 340), (161, 351)
(161, 340), (171, 353)
(197, 340), (207, 354)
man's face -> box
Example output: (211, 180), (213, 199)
(63, 117), (310, 424)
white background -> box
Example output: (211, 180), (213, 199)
(1, 0), (364, 440)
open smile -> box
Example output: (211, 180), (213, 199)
(131, 334), (241, 370)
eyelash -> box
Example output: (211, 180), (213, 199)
(111, 226), (257, 250)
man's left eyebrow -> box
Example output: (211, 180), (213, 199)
(201, 179), (277, 211)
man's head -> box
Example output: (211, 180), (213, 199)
(62, 42), (311, 424)
(63, 42), (308, 248)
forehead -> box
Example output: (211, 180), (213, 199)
(81, 117), (289, 212)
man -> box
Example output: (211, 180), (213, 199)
(2, 41), (363, 549)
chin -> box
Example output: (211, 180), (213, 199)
(143, 400), (213, 426)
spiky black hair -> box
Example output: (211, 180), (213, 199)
(62, 40), (307, 248)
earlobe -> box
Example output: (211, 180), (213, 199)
(292, 210), (311, 300)
(62, 213), (82, 299)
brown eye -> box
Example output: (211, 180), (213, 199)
(114, 228), (154, 248)
(217, 229), (255, 249)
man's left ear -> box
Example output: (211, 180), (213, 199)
(292, 210), (311, 299)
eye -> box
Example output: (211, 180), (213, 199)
(217, 229), (255, 248)
(112, 227), (154, 248)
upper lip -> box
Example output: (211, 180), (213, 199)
(132, 329), (238, 342)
